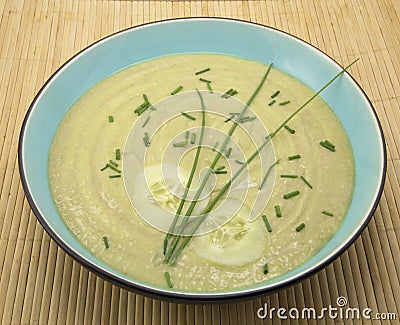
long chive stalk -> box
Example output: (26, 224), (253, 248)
(165, 59), (359, 265)
(164, 64), (273, 262)
(162, 89), (206, 256)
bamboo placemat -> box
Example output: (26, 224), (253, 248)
(1, 0), (399, 324)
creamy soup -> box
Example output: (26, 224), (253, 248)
(49, 54), (354, 292)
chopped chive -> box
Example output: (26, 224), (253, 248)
(171, 85), (183, 95)
(300, 176), (313, 189)
(279, 100), (291, 106)
(222, 88), (234, 98)
(224, 112), (239, 123)
(214, 170), (228, 175)
(271, 90), (280, 98)
(195, 67), (210, 75)
(216, 165), (226, 171)
(212, 141), (219, 152)
(142, 116), (150, 128)
(263, 263), (269, 275)
(181, 112), (196, 121)
(280, 174), (298, 179)
(268, 99), (276, 106)
(103, 236), (109, 249)
(108, 115), (114, 122)
(107, 164), (121, 173)
(164, 271), (173, 288)
(288, 154), (301, 160)
(109, 174), (121, 179)
(221, 88), (238, 98)
(109, 160), (118, 167)
(115, 148), (121, 160)
(259, 159), (281, 190)
(207, 82), (213, 93)
(324, 140), (336, 148)
(274, 205), (282, 218)
(199, 78), (211, 83)
(320, 140), (336, 152)
(173, 140), (188, 148)
(185, 130), (190, 140)
(262, 215), (272, 232)
(284, 125), (295, 134)
(295, 223), (306, 232)
(143, 94), (150, 102)
(283, 190), (300, 199)
(143, 132), (150, 147)
(239, 116), (257, 123)
(100, 165), (108, 172)
(235, 160), (244, 165)
(190, 133), (196, 144)
(134, 94), (152, 116)
(226, 147), (232, 158)
(322, 210), (334, 217)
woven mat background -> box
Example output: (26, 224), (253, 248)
(1, 0), (399, 324)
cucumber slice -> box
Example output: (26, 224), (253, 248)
(190, 202), (268, 268)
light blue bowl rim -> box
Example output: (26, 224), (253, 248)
(18, 17), (386, 303)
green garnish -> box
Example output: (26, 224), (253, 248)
(164, 271), (173, 288)
(283, 190), (300, 199)
(108, 116), (114, 123)
(134, 94), (153, 116)
(226, 147), (232, 158)
(235, 160), (244, 165)
(274, 205), (282, 218)
(143, 132), (150, 147)
(262, 215), (272, 232)
(280, 174), (298, 179)
(288, 154), (301, 160)
(214, 170), (228, 175)
(173, 140), (188, 148)
(259, 159), (281, 190)
(207, 82), (213, 93)
(284, 125), (295, 134)
(296, 223), (306, 232)
(142, 116), (150, 128)
(163, 90), (207, 257)
(268, 99), (276, 106)
(271, 90), (280, 98)
(107, 164), (121, 174)
(263, 263), (269, 275)
(221, 88), (238, 98)
(109, 175), (121, 179)
(216, 166), (226, 171)
(322, 210), (333, 217)
(109, 160), (118, 167)
(190, 133), (196, 144)
(300, 176), (313, 189)
(115, 148), (121, 160)
(279, 100), (291, 106)
(199, 78), (211, 83)
(181, 112), (196, 121)
(212, 141), (219, 152)
(171, 85), (183, 95)
(163, 58), (359, 265)
(164, 64), (273, 265)
(320, 140), (336, 152)
(103, 236), (109, 249)
(100, 165), (108, 171)
(195, 67), (210, 75)
(185, 130), (190, 140)
(239, 116), (257, 123)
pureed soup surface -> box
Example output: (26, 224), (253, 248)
(49, 54), (354, 292)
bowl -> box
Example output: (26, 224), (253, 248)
(18, 18), (386, 303)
